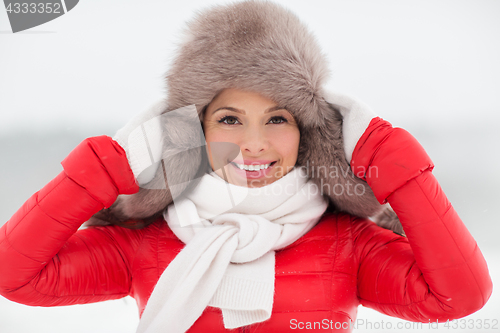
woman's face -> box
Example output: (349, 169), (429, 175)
(203, 88), (300, 188)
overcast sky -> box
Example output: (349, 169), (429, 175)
(1, 0), (499, 133)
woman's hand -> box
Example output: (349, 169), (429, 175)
(63, 100), (169, 209)
(323, 91), (424, 234)
(324, 91), (433, 204)
(62, 135), (139, 208)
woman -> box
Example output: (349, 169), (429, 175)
(0, 1), (492, 332)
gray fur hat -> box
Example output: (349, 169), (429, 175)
(89, 0), (401, 233)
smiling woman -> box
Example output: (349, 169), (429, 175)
(0, 1), (493, 333)
(203, 88), (300, 188)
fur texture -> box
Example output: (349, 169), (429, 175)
(87, 0), (402, 233)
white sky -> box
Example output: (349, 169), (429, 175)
(1, 0), (499, 133)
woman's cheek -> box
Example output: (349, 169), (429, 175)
(205, 127), (243, 169)
(271, 127), (300, 155)
(205, 124), (237, 145)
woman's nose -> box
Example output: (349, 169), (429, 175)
(239, 126), (270, 154)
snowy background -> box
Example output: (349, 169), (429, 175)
(1, 0), (499, 332)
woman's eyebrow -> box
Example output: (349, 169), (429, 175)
(212, 105), (286, 115)
(213, 106), (245, 114)
(265, 105), (287, 113)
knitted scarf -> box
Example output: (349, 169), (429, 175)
(136, 166), (328, 332)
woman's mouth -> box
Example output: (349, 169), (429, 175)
(229, 161), (277, 179)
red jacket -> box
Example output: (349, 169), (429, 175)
(0, 118), (492, 332)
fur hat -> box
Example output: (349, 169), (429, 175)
(88, 0), (401, 233)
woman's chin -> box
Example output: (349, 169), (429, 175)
(246, 178), (276, 188)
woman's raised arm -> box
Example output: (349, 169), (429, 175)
(0, 136), (141, 306)
(352, 118), (492, 321)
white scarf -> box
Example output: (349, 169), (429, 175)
(136, 166), (328, 333)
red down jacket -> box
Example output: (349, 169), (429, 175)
(0, 118), (492, 332)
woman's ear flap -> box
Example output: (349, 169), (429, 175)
(85, 103), (207, 229)
(297, 103), (382, 219)
(322, 91), (377, 164)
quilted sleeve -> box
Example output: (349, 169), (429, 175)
(351, 118), (492, 321)
(0, 136), (142, 306)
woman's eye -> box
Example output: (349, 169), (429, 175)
(219, 116), (240, 125)
(268, 116), (287, 124)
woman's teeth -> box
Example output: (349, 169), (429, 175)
(233, 162), (273, 171)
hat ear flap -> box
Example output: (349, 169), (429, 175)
(297, 103), (382, 218)
(86, 107), (207, 229)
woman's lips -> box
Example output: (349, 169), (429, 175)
(229, 161), (277, 179)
